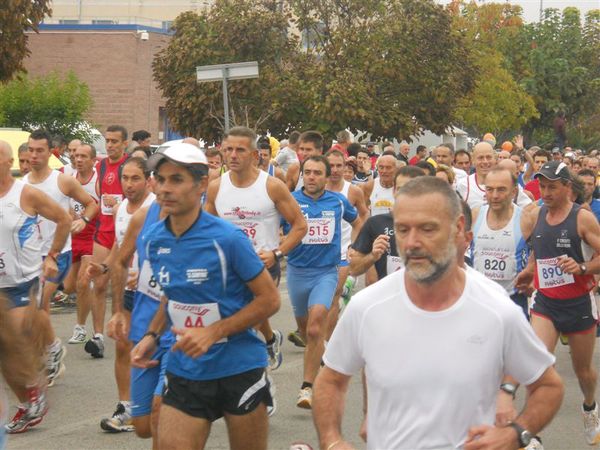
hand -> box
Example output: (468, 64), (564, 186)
(71, 218), (86, 234)
(130, 335), (159, 368)
(102, 194), (118, 208)
(464, 425), (518, 450)
(126, 272), (138, 291)
(258, 250), (276, 269)
(42, 256), (58, 280)
(171, 325), (224, 359)
(515, 270), (534, 294)
(494, 391), (517, 427)
(107, 311), (130, 342)
(514, 135), (524, 150)
(85, 261), (106, 282)
(359, 415), (367, 442)
(558, 255), (582, 275)
(370, 234), (390, 260)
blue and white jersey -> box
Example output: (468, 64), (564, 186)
(470, 205), (528, 295)
(146, 211), (267, 381)
(130, 201), (174, 348)
(590, 198), (600, 223)
(283, 189), (358, 268)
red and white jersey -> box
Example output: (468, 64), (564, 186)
(71, 169), (98, 242)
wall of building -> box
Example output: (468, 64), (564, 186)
(23, 26), (170, 144)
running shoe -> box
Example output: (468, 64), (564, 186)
(5, 389), (48, 434)
(84, 334), (104, 358)
(51, 290), (68, 308)
(287, 330), (306, 348)
(68, 324), (87, 344)
(559, 334), (569, 346)
(341, 276), (356, 305)
(47, 340), (67, 387)
(100, 402), (135, 433)
(583, 403), (600, 445)
(267, 329), (283, 370)
(296, 387), (312, 410)
(266, 372), (277, 417)
(524, 436), (543, 449)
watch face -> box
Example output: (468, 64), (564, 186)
(521, 430), (533, 445)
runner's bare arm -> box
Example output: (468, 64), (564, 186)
(567, 209), (600, 275)
(274, 166), (286, 183)
(203, 176), (221, 215)
(268, 178), (307, 254)
(349, 184), (369, 221)
(313, 366), (353, 450)
(286, 163), (299, 191)
(362, 178), (374, 205)
(60, 174), (99, 232)
(350, 215), (364, 242)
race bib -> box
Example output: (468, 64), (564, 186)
(101, 194), (123, 215)
(474, 249), (515, 281)
(137, 260), (162, 301)
(168, 300), (227, 343)
(233, 220), (263, 250)
(302, 218), (335, 245)
(386, 255), (403, 274)
(536, 255), (574, 289)
(0, 250), (9, 277)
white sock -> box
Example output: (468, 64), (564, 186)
(94, 333), (104, 340)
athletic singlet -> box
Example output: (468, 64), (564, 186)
(71, 170), (98, 242)
(532, 204), (595, 299)
(130, 201), (173, 347)
(115, 194), (156, 289)
(337, 181), (352, 260)
(0, 180), (42, 287)
(458, 173), (487, 209)
(370, 178), (394, 216)
(471, 205), (528, 295)
(62, 165), (76, 176)
(96, 154), (128, 234)
(24, 170), (72, 255)
(515, 187), (532, 208)
(215, 170), (280, 252)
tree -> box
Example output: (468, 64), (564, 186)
(154, 0), (475, 141)
(0, 0), (52, 83)
(0, 71), (94, 141)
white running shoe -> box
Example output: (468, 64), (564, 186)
(296, 387), (312, 410)
(68, 325), (87, 344)
(524, 436), (544, 449)
(583, 403), (600, 445)
(267, 329), (283, 370)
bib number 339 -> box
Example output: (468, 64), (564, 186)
(168, 300), (227, 343)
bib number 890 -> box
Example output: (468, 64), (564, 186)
(541, 266), (563, 279)
(484, 259), (506, 271)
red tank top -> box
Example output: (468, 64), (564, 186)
(95, 154), (128, 235)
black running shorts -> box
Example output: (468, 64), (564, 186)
(531, 291), (597, 335)
(162, 368), (272, 421)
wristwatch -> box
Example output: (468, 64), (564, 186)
(580, 264), (588, 275)
(500, 382), (518, 399)
(273, 249), (284, 261)
(507, 422), (532, 447)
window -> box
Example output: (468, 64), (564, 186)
(162, 21), (173, 31)
(59, 19), (80, 25)
(92, 19), (118, 25)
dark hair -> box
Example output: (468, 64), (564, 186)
(571, 175), (585, 204)
(382, 150), (396, 157)
(106, 125), (128, 141)
(356, 148), (369, 158)
(326, 149), (346, 163)
(578, 169), (597, 179)
(225, 126), (257, 149)
(257, 138), (271, 151)
(347, 142), (362, 158)
(454, 149), (471, 163)
(397, 177), (462, 221)
(52, 135), (66, 148)
(416, 160), (436, 176)
(534, 149), (551, 161)
(298, 131), (324, 153)
(288, 131), (301, 145)
(132, 130), (151, 142)
(394, 165), (426, 188)
(155, 158), (208, 183)
(461, 200), (472, 232)
(345, 159), (357, 174)
(206, 148), (223, 161)
(442, 142), (455, 152)
(124, 156), (151, 179)
(29, 129), (53, 149)
(130, 145), (151, 158)
(416, 145), (427, 154)
(302, 155), (331, 177)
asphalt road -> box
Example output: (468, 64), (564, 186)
(5, 274), (598, 450)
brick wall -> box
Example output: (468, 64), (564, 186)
(23, 29), (171, 144)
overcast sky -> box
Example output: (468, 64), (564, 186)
(438, 0), (599, 23)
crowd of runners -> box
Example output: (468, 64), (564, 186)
(0, 125), (600, 449)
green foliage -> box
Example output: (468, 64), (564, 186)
(0, 0), (52, 82)
(153, 0), (475, 141)
(0, 71), (94, 141)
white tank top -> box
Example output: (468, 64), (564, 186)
(338, 181), (352, 260)
(115, 193), (155, 289)
(459, 173), (487, 209)
(63, 165), (76, 176)
(370, 178), (394, 216)
(0, 180), (42, 287)
(295, 171), (304, 191)
(24, 170), (72, 255)
(471, 205), (526, 294)
(215, 170), (281, 251)
(70, 170), (99, 218)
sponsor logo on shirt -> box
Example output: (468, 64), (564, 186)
(186, 268), (209, 285)
(158, 266), (170, 286)
(557, 229), (571, 248)
(322, 210), (335, 217)
(157, 247), (171, 254)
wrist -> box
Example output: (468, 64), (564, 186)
(47, 250), (60, 261)
(143, 331), (160, 346)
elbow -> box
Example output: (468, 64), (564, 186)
(296, 221), (308, 238)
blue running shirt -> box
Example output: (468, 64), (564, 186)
(146, 211), (267, 381)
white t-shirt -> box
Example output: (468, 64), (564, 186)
(324, 269), (554, 450)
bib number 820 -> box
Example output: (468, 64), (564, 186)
(484, 259), (506, 271)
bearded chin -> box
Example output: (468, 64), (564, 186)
(403, 241), (456, 285)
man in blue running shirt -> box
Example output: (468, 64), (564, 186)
(283, 155), (362, 410)
(130, 145), (280, 450)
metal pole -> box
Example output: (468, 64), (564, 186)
(539, 0), (543, 22)
(222, 68), (230, 132)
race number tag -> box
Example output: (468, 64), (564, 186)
(302, 218), (335, 245)
(474, 250), (514, 281)
(233, 220), (263, 250)
(101, 194), (123, 215)
(137, 260), (162, 301)
(536, 255), (574, 289)
(168, 300), (227, 343)
(0, 250), (8, 277)
(386, 255), (403, 274)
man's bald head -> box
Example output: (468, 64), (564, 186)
(473, 141), (494, 156)
(497, 158), (519, 178)
(0, 140), (12, 160)
(182, 137), (201, 148)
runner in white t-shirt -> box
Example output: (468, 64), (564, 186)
(313, 176), (562, 450)
(456, 141), (495, 209)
